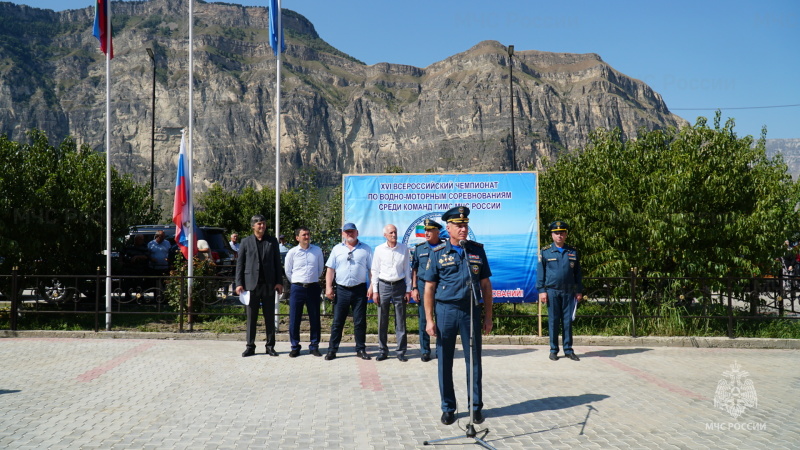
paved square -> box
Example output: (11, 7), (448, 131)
(1, 336), (797, 448)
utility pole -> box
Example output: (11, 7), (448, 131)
(508, 45), (517, 171)
(146, 47), (156, 212)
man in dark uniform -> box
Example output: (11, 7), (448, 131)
(536, 220), (583, 361)
(424, 206), (493, 426)
(411, 218), (443, 362)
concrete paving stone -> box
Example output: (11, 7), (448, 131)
(2, 336), (799, 449)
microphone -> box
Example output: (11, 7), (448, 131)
(458, 240), (479, 306)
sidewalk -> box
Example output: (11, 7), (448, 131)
(1, 332), (797, 449)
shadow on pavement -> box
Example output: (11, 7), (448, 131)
(486, 393), (610, 418)
(482, 347), (537, 357)
(580, 348), (652, 358)
(0, 390), (21, 395)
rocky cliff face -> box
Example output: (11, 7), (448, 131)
(0, 0), (686, 201)
(766, 139), (800, 179)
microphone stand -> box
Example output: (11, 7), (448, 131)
(424, 241), (495, 450)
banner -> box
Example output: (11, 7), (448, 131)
(343, 172), (539, 302)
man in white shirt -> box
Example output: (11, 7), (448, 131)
(370, 224), (412, 362)
(284, 227), (325, 357)
(228, 233), (240, 258)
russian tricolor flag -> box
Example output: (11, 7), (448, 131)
(92, 0), (113, 59)
(172, 132), (196, 260)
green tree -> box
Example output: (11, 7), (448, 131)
(195, 168), (342, 253)
(539, 113), (800, 278)
(0, 130), (161, 279)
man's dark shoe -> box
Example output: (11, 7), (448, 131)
(289, 349), (300, 358)
(421, 353), (431, 362)
(376, 353), (388, 361)
(242, 348), (256, 357)
(356, 350), (372, 360)
(549, 353), (559, 361)
(310, 349), (322, 357)
(397, 354), (408, 362)
(566, 353), (580, 361)
(266, 347), (279, 357)
(441, 411), (456, 425)
(324, 351), (337, 361)
(473, 410), (485, 424)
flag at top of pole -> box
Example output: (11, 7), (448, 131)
(92, 0), (114, 59)
(173, 131), (197, 260)
(268, 0), (286, 56)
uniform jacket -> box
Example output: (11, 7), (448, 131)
(412, 240), (438, 299)
(536, 243), (583, 293)
(427, 240), (492, 303)
(235, 234), (284, 291)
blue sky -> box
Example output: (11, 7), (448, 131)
(10, 0), (800, 139)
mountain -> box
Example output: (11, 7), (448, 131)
(766, 139), (800, 179)
(0, 0), (686, 202)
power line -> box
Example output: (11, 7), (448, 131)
(671, 104), (800, 111)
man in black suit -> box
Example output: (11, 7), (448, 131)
(235, 215), (284, 357)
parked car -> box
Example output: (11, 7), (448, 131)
(120, 224), (235, 271)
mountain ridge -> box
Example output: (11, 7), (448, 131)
(0, 0), (687, 204)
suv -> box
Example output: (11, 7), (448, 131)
(121, 225), (235, 270)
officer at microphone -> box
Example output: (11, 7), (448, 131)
(424, 206), (493, 426)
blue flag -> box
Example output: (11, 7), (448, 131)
(268, 0), (286, 56)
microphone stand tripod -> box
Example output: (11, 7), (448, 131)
(424, 241), (495, 450)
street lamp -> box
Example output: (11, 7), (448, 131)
(146, 47), (156, 212)
(508, 45), (517, 171)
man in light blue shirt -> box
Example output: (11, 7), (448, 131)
(147, 230), (171, 276)
(324, 222), (373, 361)
(284, 227), (325, 357)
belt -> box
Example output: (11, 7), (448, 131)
(340, 283), (366, 289)
(379, 278), (405, 286)
(292, 282), (319, 288)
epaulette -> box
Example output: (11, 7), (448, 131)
(432, 243), (447, 251)
(542, 244), (552, 251)
(466, 240), (483, 248)
(565, 244), (578, 251)
(415, 242), (426, 247)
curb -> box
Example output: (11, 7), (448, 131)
(2, 329), (799, 349)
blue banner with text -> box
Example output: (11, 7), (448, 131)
(343, 172), (539, 302)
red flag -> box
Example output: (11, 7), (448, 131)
(92, 0), (114, 59)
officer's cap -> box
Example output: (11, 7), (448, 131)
(549, 220), (569, 232)
(423, 218), (443, 230)
(442, 206), (470, 224)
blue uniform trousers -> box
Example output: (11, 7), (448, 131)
(547, 289), (576, 354)
(435, 300), (483, 413)
(328, 283), (368, 353)
(417, 296), (432, 355)
(289, 283), (322, 351)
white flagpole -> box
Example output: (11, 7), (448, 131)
(273, 0), (282, 330)
(104, 0), (112, 330)
(187, 0), (195, 328)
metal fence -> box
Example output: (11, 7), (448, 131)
(2, 268), (798, 337)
